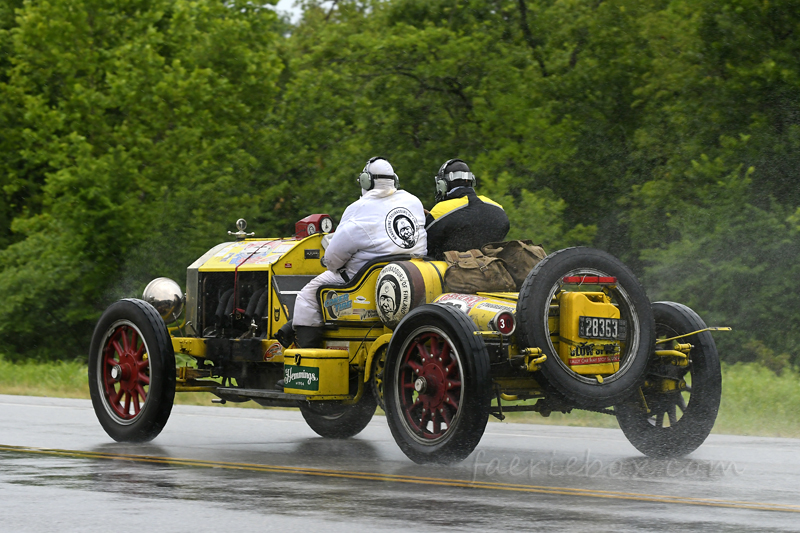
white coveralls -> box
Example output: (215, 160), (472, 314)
(293, 183), (428, 327)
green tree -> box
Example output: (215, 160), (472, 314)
(643, 167), (800, 366)
(271, 0), (592, 240)
(0, 0), (283, 360)
(626, 0), (800, 366)
(627, 0), (800, 250)
(3, 0), (799, 369)
(0, 0), (26, 250)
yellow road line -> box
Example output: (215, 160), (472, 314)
(1, 444), (798, 513)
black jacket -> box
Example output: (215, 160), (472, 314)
(424, 188), (510, 260)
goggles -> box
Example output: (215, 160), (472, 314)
(440, 171), (475, 182)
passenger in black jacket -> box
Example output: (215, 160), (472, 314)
(425, 159), (510, 260)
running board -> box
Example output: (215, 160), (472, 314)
(216, 387), (355, 405)
(216, 387), (307, 406)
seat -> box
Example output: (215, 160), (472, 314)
(315, 255), (417, 324)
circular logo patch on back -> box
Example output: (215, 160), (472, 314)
(385, 207), (418, 249)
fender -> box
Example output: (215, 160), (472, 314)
(363, 333), (393, 383)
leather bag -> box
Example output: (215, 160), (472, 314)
(481, 240), (547, 290)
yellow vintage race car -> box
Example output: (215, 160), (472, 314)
(88, 215), (726, 464)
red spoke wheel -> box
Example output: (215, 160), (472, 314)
(384, 304), (491, 464)
(397, 331), (463, 439)
(616, 301), (721, 458)
(101, 323), (150, 419)
(89, 299), (176, 442)
(516, 247), (655, 408)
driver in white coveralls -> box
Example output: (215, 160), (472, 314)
(282, 157), (427, 350)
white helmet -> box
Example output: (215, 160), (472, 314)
(358, 156), (399, 191)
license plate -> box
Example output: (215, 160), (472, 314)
(579, 316), (626, 340)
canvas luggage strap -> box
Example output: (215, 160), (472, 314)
(442, 249), (516, 293)
(443, 250), (490, 271)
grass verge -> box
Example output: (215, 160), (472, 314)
(714, 363), (800, 438)
(1, 356), (798, 438)
(0, 357), (243, 407)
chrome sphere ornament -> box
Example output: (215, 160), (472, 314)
(143, 277), (184, 324)
(228, 218), (254, 239)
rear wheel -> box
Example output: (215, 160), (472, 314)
(516, 247), (655, 408)
(384, 304), (492, 464)
(299, 386), (377, 439)
(616, 301), (722, 458)
(88, 299), (176, 442)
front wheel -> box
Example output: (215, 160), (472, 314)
(616, 301), (722, 458)
(384, 304), (492, 464)
(88, 299), (176, 442)
(299, 386), (377, 439)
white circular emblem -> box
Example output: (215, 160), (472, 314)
(385, 207), (418, 249)
(307, 222), (317, 235)
(376, 264), (413, 328)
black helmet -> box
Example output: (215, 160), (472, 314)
(434, 158), (476, 202)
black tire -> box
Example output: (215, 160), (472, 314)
(516, 247), (655, 408)
(88, 299), (176, 442)
(299, 386), (377, 439)
(616, 301), (722, 458)
(384, 304), (492, 464)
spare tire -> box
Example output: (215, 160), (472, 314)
(516, 247), (655, 408)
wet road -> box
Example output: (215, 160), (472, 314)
(1, 394), (799, 532)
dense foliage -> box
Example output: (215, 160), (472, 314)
(1, 0), (798, 368)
